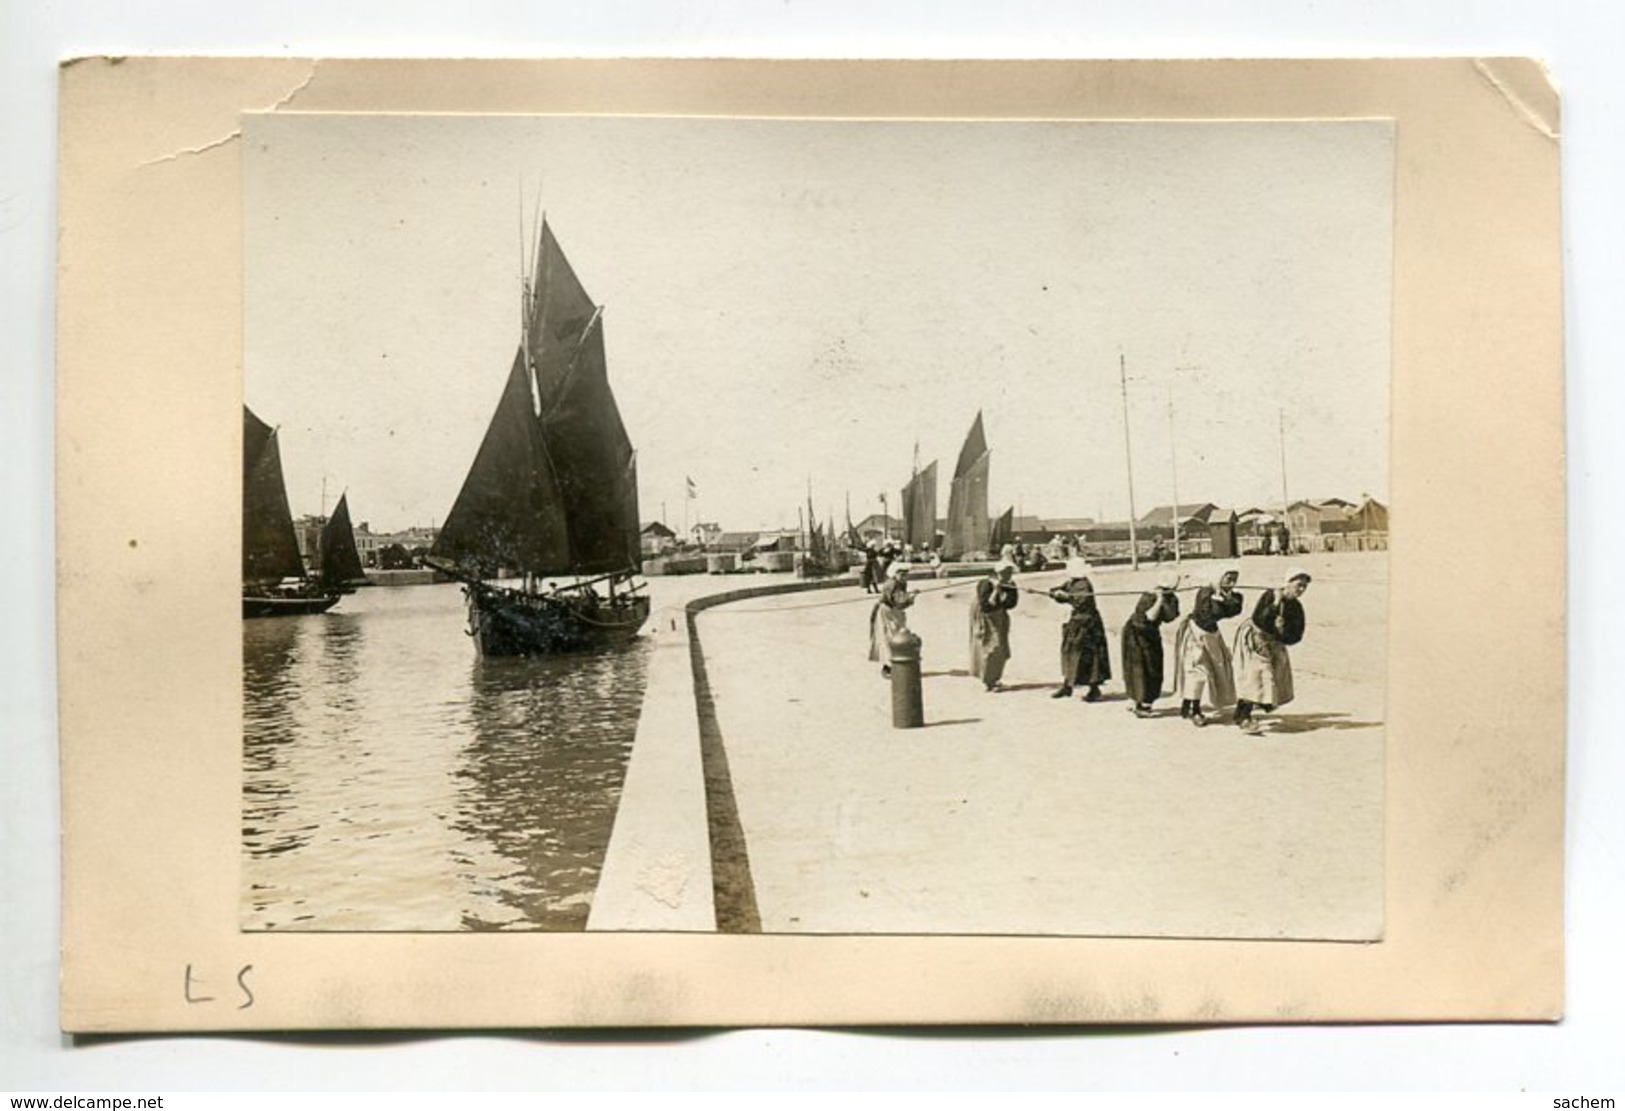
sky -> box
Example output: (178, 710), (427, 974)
(245, 113), (1392, 534)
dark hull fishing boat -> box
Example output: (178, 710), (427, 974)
(242, 406), (364, 618)
(428, 219), (648, 656)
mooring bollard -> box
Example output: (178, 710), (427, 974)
(888, 629), (924, 729)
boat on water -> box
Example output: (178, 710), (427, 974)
(242, 406), (364, 618)
(427, 218), (649, 656)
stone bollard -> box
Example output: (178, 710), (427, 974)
(888, 629), (925, 729)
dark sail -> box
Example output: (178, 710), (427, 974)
(432, 347), (571, 576)
(901, 460), (938, 549)
(243, 406), (307, 584)
(539, 315), (642, 575)
(945, 412), (991, 559)
(434, 218), (640, 580)
(953, 411), (988, 480)
(529, 222), (599, 401)
(318, 492), (367, 586)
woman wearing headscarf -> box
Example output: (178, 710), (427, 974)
(868, 562), (915, 678)
(1121, 570), (1181, 717)
(1173, 566), (1244, 726)
(969, 560), (1019, 692)
(1048, 558), (1111, 701)
(860, 542), (881, 594)
(1232, 567), (1312, 735)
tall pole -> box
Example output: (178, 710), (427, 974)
(880, 491), (890, 540)
(1278, 407), (1290, 518)
(1168, 382), (1182, 564)
(1119, 354), (1140, 570)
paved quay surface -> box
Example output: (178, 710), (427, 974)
(693, 553), (1386, 939)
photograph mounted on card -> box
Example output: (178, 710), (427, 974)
(56, 57), (1562, 1030)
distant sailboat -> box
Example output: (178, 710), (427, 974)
(427, 218), (649, 655)
(944, 411), (991, 559)
(796, 486), (839, 578)
(242, 405), (349, 618)
(316, 492), (368, 594)
(900, 459), (938, 551)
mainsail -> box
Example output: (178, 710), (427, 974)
(432, 220), (641, 579)
(243, 406), (307, 584)
(944, 411), (991, 559)
(318, 492), (367, 587)
(900, 460), (938, 549)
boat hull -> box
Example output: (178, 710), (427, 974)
(242, 592), (343, 618)
(463, 581), (650, 656)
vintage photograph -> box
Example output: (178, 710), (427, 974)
(242, 112), (1391, 938)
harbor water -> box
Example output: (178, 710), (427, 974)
(242, 573), (781, 931)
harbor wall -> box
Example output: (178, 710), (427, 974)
(588, 574), (858, 932)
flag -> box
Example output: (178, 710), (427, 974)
(685, 476), (697, 500)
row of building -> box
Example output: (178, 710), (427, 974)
(644, 497), (1389, 560)
(293, 517), (440, 571)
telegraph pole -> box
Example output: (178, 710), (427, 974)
(1167, 381), (1181, 564)
(1279, 408), (1291, 519)
(1119, 353), (1140, 570)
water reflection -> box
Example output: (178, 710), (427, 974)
(454, 647), (651, 931)
(241, 583), (651, 931)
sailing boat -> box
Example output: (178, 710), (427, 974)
(315, 492), (369, 595)
(427, 218), (649, 656)
(242, 405), (348, 618)
(900, 457), (938, 551)
(795, 485), (839, 578)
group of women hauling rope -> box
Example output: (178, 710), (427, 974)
(868, 555), (1314, 735)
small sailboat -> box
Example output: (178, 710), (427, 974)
(427, 218), (649, 655)
(900, 457), (939, 552)
(315, 492), (369, 595)
(242, 405), (350, 618)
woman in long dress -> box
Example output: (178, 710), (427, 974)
(1232, 566), (1312, 734)
(868, 562), (915, 677)
(1173, 566), (1244, 727)
(1048, 558), (1111, 701)
(1121, 571), (1181, 717)
(969, 560), (1019, 692)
